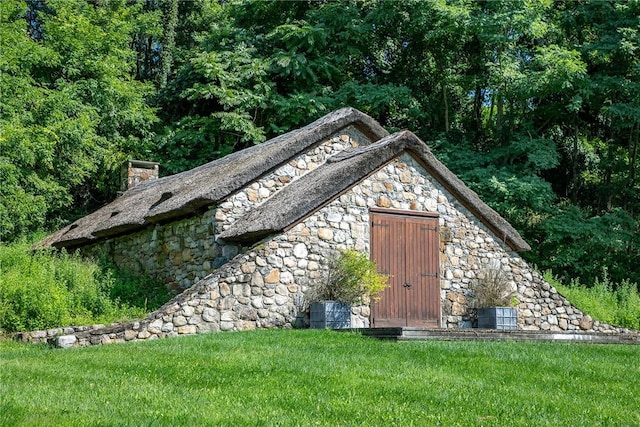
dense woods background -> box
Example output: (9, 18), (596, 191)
(1, 0), (639, 288)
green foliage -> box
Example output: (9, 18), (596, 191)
(536, 207), (640, 286)
(0, 240), (172, 333)
(152, 3), (270, 174)
(96, 259), (174, 312)
(546, 270), (640, 330)
(1, 331), (640, 425)
(312, 249), (389, 305)
(0, 0), (157, 241)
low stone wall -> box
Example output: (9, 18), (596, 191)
(18, 242), (369, 348)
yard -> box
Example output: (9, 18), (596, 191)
(1, 329), (638, 426)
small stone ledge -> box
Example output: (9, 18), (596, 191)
(360, 328), (640, 344)
(15, 324), (114, 345)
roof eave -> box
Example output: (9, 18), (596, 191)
(37, 108), (389, 249)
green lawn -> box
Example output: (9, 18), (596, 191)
(1, 330), (638, 426)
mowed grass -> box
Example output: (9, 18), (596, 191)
(1, 330), (639, 426)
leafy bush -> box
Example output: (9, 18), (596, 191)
(545, 270), (640, 330)
(0, 239), (173, 333)
(311, 249), (389, 305)
(95, 260), (175, 314)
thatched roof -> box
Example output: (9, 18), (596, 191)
(219, 130), (531, 252)
(39, 108), (389, 249)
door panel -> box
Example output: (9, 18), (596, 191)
(371, 210), (441, 328)
(370, 214), (405, 327)
(405, 216), (440, 327)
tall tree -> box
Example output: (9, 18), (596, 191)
(0, 0), (157, 241)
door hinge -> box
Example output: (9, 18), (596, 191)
(421, 226), (437, 231)
(372, 222), (390, 227)
(421, 273), (439, 278)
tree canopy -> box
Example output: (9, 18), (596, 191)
(1, 0), (639, 287)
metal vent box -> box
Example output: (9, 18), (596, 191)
(310, 301), (351, 329)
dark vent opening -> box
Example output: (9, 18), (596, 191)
(150, 192), (173, 210)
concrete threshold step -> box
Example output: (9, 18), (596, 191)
(358, 327), (640, 345)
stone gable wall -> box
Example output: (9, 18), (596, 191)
(23, 152), (633, 347)
(217, 126), (370, 234)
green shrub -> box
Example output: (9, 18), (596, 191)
(0, 239), (173, 333)
(94, 259), (174, 313)
(546, 270), (640, 330)
(311, 248), (389, 305)
(615, 281), (640, 330)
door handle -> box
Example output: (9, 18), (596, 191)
(403, 282), (413, 288)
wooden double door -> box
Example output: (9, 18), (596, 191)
(370, 209), (441, 328)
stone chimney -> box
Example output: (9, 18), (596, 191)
(121, 160), (159, 191)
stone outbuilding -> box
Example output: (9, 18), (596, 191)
(35, 108), (629, 346)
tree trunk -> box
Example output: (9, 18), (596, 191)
(629, 122), (638, 190)
(160, 0), (179, 88)
(146, 36), (153, 80)
(488, 94), (495, 126)
(496, 92), (503, 133)
(570, 124), (579, 203)
(473, 86), (482, 126)
(443, 83), (449, 133)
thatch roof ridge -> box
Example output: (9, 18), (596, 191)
(141, 107), (388, 223)
(219, 131), (531, 252)
(39, 108), (388, 249)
